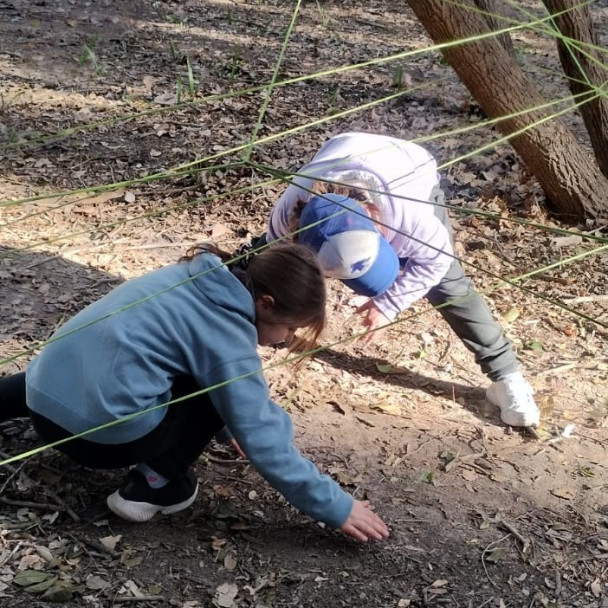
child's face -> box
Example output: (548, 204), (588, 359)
(254, 295), (305, 347)
(255, 318), (300, 347)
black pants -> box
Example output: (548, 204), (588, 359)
(0, 373), (224, 479)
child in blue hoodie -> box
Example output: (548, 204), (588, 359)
(0, 243), (388, 543)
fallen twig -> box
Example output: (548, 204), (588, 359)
(555, 571), (562, 597)
(0, 458), (26, 494)
(563, 294), (608, 304)
(0, 450), (80, 522)
(498, 519), (531, 554)
(525, 426), (541, 440)
(40, 487), (80, 523)
(0, 496), (65, 512)
(0, 541), (23, 568)
(480, 533), (510, 588)
(112, 595), (166, 603)
(69, 534), (121, 559)
(206, 454), (250, 465)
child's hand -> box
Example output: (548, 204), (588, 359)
(340, 500), (389, 542)
(355, 300), (389, 344)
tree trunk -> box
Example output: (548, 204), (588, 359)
(474, 0), (514, 56)
(542, 0), (608, 178)
(407, 0), (608, 219)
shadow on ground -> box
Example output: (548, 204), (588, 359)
(0, 245), (122, 374)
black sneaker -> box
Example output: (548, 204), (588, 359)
(107, 469), (198, 522)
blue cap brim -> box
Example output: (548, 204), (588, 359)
(342, 236), (399, 297)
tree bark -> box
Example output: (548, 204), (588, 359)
(474, 0), (514, 56)
(407, 0), (608, 219)
(542, 0), (608, 178)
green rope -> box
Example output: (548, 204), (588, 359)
(2, 235), (605, 468)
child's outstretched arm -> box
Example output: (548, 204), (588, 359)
(207, 355), (388, 541)
(341, 500), (389, 542)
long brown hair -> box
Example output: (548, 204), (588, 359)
(287, 179), (382, 237)
(180, 242), (325, 352)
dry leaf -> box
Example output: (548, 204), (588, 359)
(551, 235), (583, 248)
(122, 555), (143, 567)
(211, 223), (231, 238)
(86, 575), (110, 590)
(370, 401), (402, 415)
(99, 535), (122, 551)
(18, 554), (46, 571)
(485, 547), (504, 563)
(213, 485), (235, 498)
(122, 579), (143, 596)
(215, 582), (238, 607)
(375, 363), (409, 375)
(461, 469), (477, 482)
(211, 538), (227, 551)
(501, 308), (520, 323)
(154, 92), (178, 105)
(224, 553), (237, 571)
(35, 545), (53, 562)
(77, 189), (125, 207)
(348, 295), (369, 308)
(142, 75), (156, 89)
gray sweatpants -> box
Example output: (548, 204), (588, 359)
(425, 187), (518, 381)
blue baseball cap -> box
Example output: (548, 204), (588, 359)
(298, 194), (399, 297)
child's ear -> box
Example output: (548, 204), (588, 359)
(257, 294), (275, 312)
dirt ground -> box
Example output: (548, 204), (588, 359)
(1, 1), (608, 606)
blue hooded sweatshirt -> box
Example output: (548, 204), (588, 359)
(26, 253), (353, 529)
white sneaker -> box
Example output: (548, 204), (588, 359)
(486, 371), (540, 427)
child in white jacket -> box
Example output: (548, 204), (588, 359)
(266, 132), (540, 428)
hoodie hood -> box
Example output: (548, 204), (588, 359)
(188, 253), (255, 321)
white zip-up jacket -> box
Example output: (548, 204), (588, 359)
(268, 132), (454, 319)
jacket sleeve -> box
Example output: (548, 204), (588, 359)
(373, 214), (454, 320)
(202, 357), (354, 529)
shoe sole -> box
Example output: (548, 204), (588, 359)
(106, 482), (199, 523)
(486, 389), (540, 427)
(500, 411), (540, 427)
